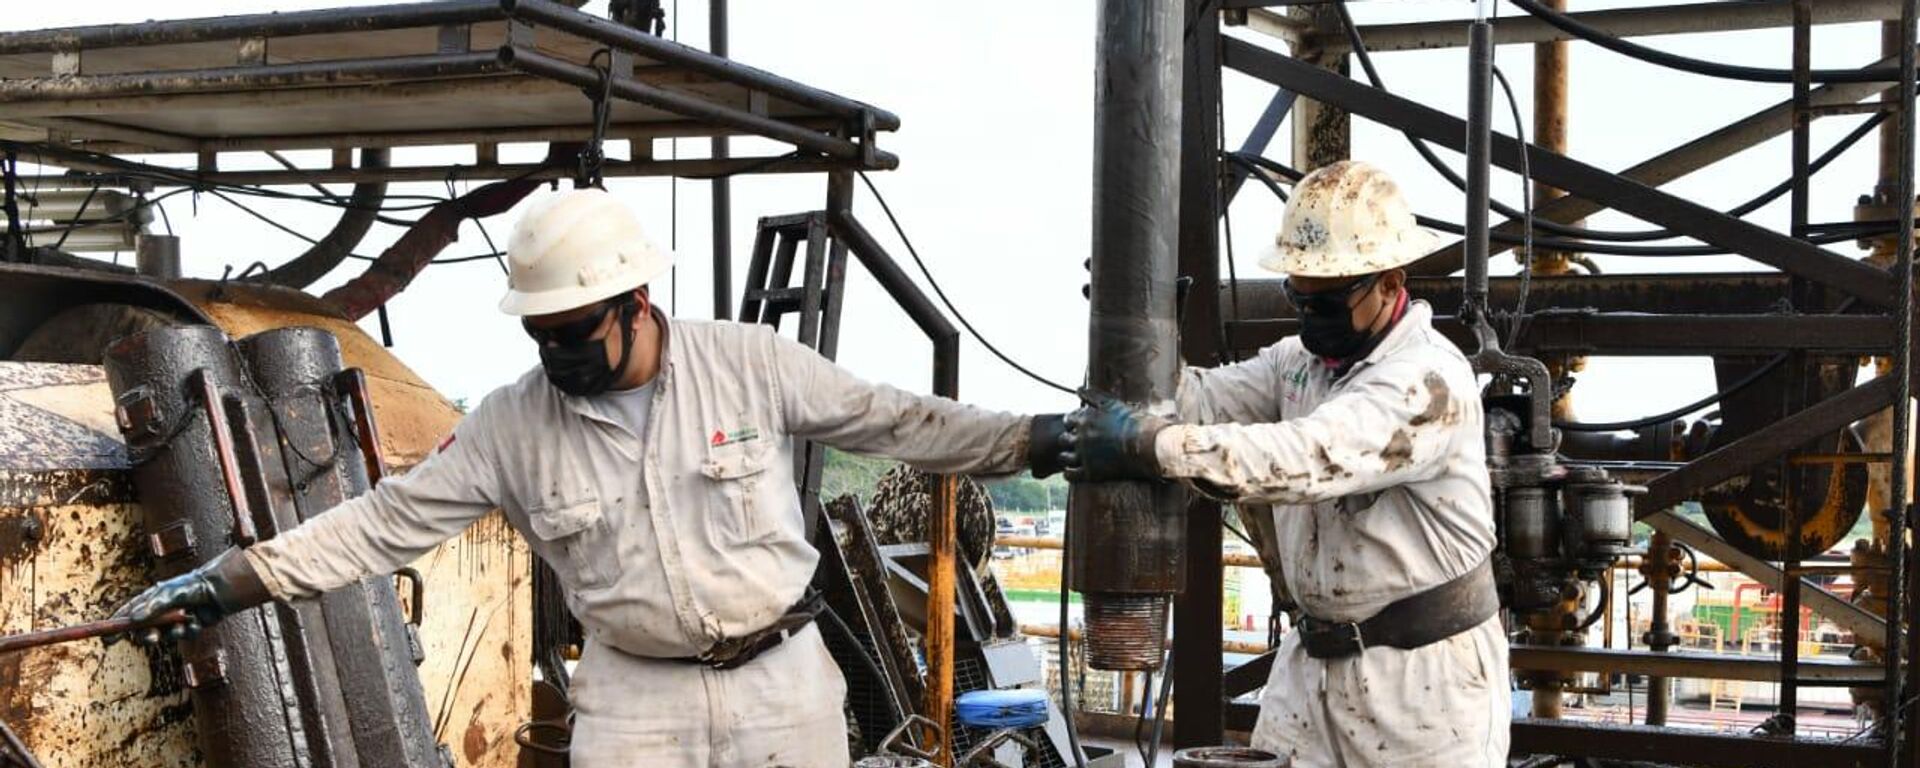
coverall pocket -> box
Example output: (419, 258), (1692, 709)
(528, 499), (617, 591)
(700, 439), (773, 543)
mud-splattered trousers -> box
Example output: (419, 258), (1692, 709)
(244, 316), (1034, 767)
(1164, 301), (1511, 767)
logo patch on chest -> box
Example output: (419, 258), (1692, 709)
(710, 426), (760, 447)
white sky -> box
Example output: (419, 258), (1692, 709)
(10, 1), (1903, 423)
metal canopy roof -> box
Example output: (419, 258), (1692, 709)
(0, 0), (899, 185)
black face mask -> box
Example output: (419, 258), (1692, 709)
(1285, 275), (1386, 360)
(527, 297), (640, 397)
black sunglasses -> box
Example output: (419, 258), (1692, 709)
(522, 295), (634, 346)
(1281, 274), (1380, 316)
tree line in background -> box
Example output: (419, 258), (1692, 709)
(823, 448), (1066, 513)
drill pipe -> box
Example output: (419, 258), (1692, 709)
(1068, 0), (1187, 672)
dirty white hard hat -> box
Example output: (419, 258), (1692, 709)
(1260, 160), (1440, 278)
(498, 188), (673, 317)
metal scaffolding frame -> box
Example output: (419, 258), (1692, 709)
(1172, 1), (1920, 765)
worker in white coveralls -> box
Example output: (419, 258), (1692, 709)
(106, 187), (1074, 767)
(1062, 161), (1510, 767)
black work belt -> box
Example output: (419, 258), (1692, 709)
(1297, 558), (1499, 660)
(670, 592), (824, 670)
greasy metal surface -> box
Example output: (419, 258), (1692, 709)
(102, 324), (309, 768)
(1171, 746), (1289, 768)
(225, 393), (359, 768)
(822, 494), (923, 753)
(0, 363), (124, 471)
(0, 263), (206, 363)
(237, 328), (441, 768)
(1071, 0), (1186, 674)
(182, 287), (529, 768)
(1, 498), (199, 768)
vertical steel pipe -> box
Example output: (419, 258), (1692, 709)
(1891, 0), (1917, 760)
(1175, 0), (1225, 747)
(135, 233), (181, 279)
(1464, 18), (1494, 321)
(1069, 0), (1187, 672)
(710, 0), (733, 321)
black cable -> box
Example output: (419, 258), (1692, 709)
(1491, 63), (1535, 352)
(1510, 0), (1915, 84)
(210, 189), (507, 266)
(1554, 353), (1784, 432)
(1573, 574), (1611, 632)
(1058, 493), (1087, 768)
(1146, 637), (1173, 768)
(1332, 2), (1888, 243)
(856, 171), (1077, 395)
(48, 184), (98, 251)
(1133, 671), (1153, 766)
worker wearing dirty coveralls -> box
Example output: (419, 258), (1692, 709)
(106, 187), (1074, 768)
(1063, 161), (1509, 767)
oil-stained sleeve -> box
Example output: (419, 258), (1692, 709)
(244, 395), (504, 601)
(1154, 360), (1462, 505)
(770, 332), (1033, 476)
(1175, 342), (1287, 426)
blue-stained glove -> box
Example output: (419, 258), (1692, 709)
(104, 548), (270, 647)
(1028, 414), (1071, 479)
(1062, 391), (1173, 483)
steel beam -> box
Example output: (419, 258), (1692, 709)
(1222, 36), (1897, 308)
(1225, 313), (1895, 356)
(1639, 376), (1898, 513)
(1510, 644), (1884, 685)
(1644, 510), (1887, 643)
(1175, 0), (1225, 747)
(1224, 273), (1797, 319)
(22, 154), (868, 188)
(0, 0), (504, 54)
(1412, 52), (1902, 276)
(1510, 719), (1882, 767)
(1305, 0), (1906, 53)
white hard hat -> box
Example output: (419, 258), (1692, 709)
(1260, 160), (1440, 278)
(498, 188), (672, 317)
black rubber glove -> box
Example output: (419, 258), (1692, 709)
(105, 548), (271, 647)
(1027, 414), (1071, 479)
(1062, 392), (1173, 483)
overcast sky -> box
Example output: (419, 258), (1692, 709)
(11, 1), (1902, 424)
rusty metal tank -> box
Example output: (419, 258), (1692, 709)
(0, 263), (530, 768)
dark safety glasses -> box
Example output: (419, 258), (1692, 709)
(522, 295), (633, 346)
(1281, 274), (1380, 316)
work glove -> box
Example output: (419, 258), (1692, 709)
(1027, 414), (1071, 479)
(104, 548), (271, 647)
(1062, 391), (1174, 483)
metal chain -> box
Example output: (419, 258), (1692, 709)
(576, 49), (616, 189)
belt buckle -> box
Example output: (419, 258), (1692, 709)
(1306, 619), (1365, 658)
(697, 636), (749, 669)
